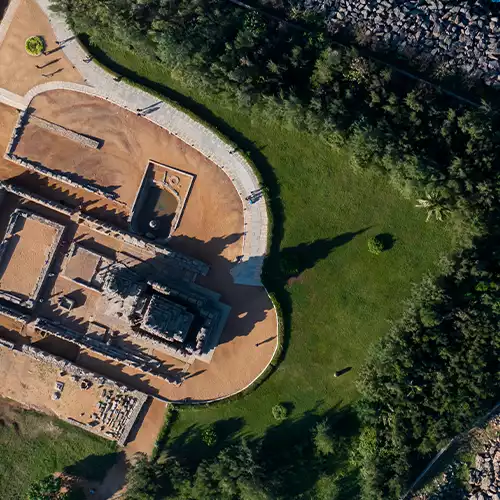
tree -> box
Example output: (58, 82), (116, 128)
(27, 476), (63, 500)
(202, 424), (218, 447)
(125, 453), (189, 500)
(272, 404), (287, 421)
(313, 420), (335, 456)
(367, 236), (384, 255)
(415, 192), (451, 222)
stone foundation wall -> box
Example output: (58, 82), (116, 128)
(0, 303), (30, 324)
(301, 0), (500, 87)
(5, 152), (120, 203)
(29, 115), (100, 149)
(34, 318), (180, 385)
(0, 181), (209, 277)
(0, 182), (74, 216)
(0, 209), (65, 309)
(128, 328), (192, 363)
(19, 344), (148, 446)
(78, 213), (209, 276)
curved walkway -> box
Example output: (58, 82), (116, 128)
(31, 0), (268, 287)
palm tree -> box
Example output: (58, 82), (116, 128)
(416, 192), (451, 222)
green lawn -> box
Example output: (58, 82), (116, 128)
(0, 400), (118, 500)
(85, 40), (457, 459)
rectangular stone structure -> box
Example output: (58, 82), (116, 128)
(0, 209), (64, 308)
(141, 293), (194, 343)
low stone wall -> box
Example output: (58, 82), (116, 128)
(78, 213), (209, 276)
(4, 110), (26, 157)
(34, 318), (180, 385)
(29, 115), (100, 149)
(0, 181), (209, 277)
(128, 328), (192, 363)
(0, 303), (30, 324)
(0, 338), (15, 349)
(5, 152), (120, 203)
(302, 0), (500, 87)
(0, 209), (65, 309)
(0, 182), (74, 217)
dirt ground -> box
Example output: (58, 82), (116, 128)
(0, 215), (59, 300)
(125, 398), (166, 457)
(0, 89), (278, 402)
(0, 347), (105, 423)
(0, 0), (83, 95)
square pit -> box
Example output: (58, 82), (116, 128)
(0, 209), (64, 307)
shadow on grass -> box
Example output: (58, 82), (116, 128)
(257, 405), (360, 499)
(279, 229), (369, 281)
(166, 406), (360, 499)
(377, 232), (396, 251)
(168, 417), (246, 465)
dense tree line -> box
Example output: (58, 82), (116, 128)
(125, 420), (348, 500)
(357, 235), (500, 497)
(49, 0), (500, 497)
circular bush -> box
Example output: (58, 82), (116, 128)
(272, 403), (288, 421)
(368, 236), (384, 255)
(202, 425), (217, 446)
(25, 36), (45, 56)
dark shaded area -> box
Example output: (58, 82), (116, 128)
(335, 366), (352, 377)
(136, 184), (177, 238)
(0, 0), (8, 21)
(163, 406), (360, 499)
(169, 417), (246, 462)
(36, 58), (61, 70)
(64, 452), (120, 482)
(376, 232), (396, 252)
(7, 171), (127, 228)
(279, 229), (369, 281)
(255, 335), (275, 347)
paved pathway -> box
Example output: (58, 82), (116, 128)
(0, 0), (21, 47)
(25, 0), (269, 287)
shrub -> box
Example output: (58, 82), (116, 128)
(367, 236), (384, 255)
(25, 36), (44, 56)
(313, 419), (335, 456)
(272, 403), (288, 421)
(202, 424), (217, 446)
(27, 475), (62, 499)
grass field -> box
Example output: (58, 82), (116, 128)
(0, 398), (118, 500)
(85, 40), (457, 462)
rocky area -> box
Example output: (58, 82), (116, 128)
(412, 415), (500, 500)
(299, 0), (500, 87)
(467, 431), (500, 500)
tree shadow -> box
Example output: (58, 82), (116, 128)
(167, 417), (246, 465)
(376, 232), (396, 251)
(165, 405), (360, 499)
(256, 404), (361, 499)
(279, 229), (369, 281)
(64, 452), (120, 482)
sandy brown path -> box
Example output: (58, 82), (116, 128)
(0, 0), (83, 95)
(24, 89), (278, 402)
